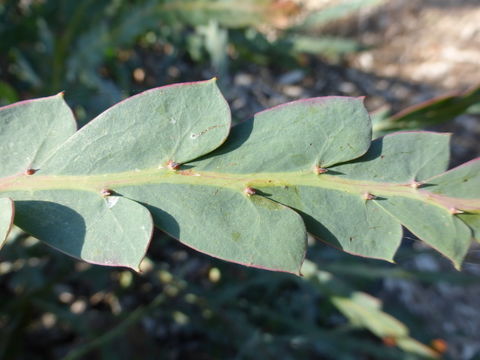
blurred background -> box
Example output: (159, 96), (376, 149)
(1, 0), (480, 359)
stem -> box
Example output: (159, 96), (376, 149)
(51, 0), (95, 92)
(1, 169), (479, 212)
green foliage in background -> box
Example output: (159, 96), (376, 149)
(0, 0), (383, 121)
(372, 85), (480, 137)
(4, 224), (459, 359)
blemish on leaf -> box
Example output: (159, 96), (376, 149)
(189, 124), (225, 140)
(232, 232), (241, 242)
(25, 168), (36, 175)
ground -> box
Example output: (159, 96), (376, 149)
(223, 1), (480, 358)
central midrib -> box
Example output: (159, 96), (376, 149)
(0, 168), (478, 212)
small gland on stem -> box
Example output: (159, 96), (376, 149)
(167, 160), (180, 170)
(363, 192), (376, 201)
(25, 168), (36, 175)
(409, 180), (423, 189)
(243, 187), (256, 197)
(314, 166), (328, 175)
(100, 188), (112, 197)
(449, 207), (464, 215)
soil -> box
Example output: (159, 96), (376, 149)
(208, 1), (480, 358)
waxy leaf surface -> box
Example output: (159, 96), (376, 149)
(43, 79), (231, 174)
(12, 191), (153, 270)
(0, 80), (478, 272)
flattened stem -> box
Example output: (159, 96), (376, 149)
(1, 168), (478, 214)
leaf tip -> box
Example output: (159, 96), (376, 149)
(123, 263), (142, 273)
(356, 96), (367, 103)
(56, 91), (65, 98)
